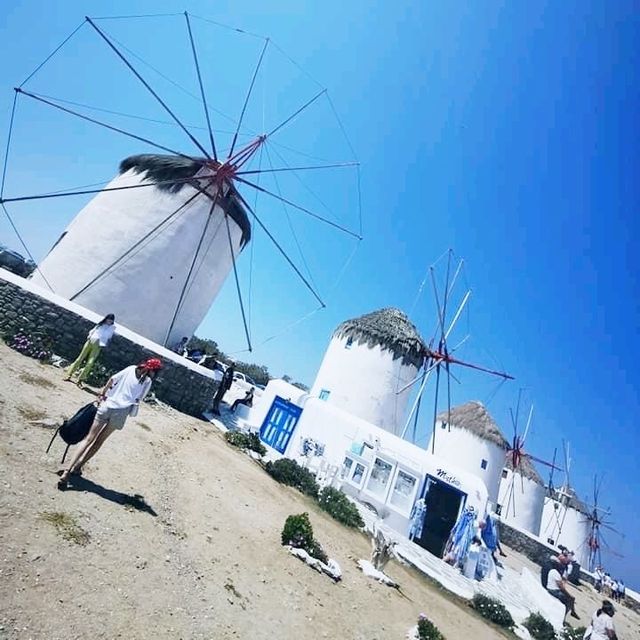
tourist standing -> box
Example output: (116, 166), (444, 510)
(587, 600), (617, 640)
(212, 363), (234, 415)
(65, 314), (116, 385)
(57, 358), (163, 490)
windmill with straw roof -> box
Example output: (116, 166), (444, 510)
(1, 12), (361, 350)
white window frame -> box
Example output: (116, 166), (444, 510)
(363, 455), (396, 502)
(387, 466), (420, 516)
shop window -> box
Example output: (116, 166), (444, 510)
(319, 389), (330, 401)
(481, 459), (488, 470)
(351, 462), (366, 487)
(389, 469), (417, 512)
(341, 457), (354, 480)
(366, 457), (394, 498)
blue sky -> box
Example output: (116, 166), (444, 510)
(1, 1), (638, 587)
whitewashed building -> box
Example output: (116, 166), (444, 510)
(31, 154), (251, 346)
(540, 487), (591, 567)
(310, 308), (426, 435)
(497, 456), (545, 536)
(428, 402), (508, 505)
(247, 379), (489, 558)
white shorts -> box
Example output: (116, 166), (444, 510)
(95, 405), (130, 430)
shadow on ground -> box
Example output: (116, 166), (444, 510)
(66, 477), (158, 516)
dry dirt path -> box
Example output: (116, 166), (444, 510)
(0, 342), (589, 639)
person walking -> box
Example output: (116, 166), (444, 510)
(586, 600), (617, 640)
(65, 314), (116, 386)
(57, 358), (162, 490)
(212, 363), (234, 415)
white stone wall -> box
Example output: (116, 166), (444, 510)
(310, 335), (420, 435)
(540, 497), (591, 567)
(427, 421), (506, 505)
(497, 468), (545, 536)
(30, 168), (245, 346)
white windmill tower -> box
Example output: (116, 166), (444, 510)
(496, 394), (560, 536)
(310, 307), (427, 434)
(1, 13), (362, 350)
(540, 442), (591, 566)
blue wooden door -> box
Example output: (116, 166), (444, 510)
(260, 396), (302, 454)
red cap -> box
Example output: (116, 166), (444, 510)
(141, 358), (163, 371)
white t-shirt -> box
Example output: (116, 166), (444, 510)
(103, 365), (152, 410)
(590, 612), (614, 640)
(546, 568), (563, 591)
(89, 323), (115, 347)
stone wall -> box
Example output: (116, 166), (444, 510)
(0, 271), (217, 417)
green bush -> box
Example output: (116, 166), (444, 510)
(224, 430), (267, 456)
(317, 486), (364, 528)
(83, 362), (115, 388)
(471, 593), (514, 629)
(522, 612), (556, 640)
(559, 627), (587, 640)
(265, 458), (319, 498)
(281, 512), (327, 563)
(417, 614), (446, 640)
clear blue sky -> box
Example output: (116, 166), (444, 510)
(1, 1), (638, 587)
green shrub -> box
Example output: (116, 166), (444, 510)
(417, 614), (446, 640)
(224, 430), (267, 456)
(522, 612), (556, 640)
(281, 512), (327, 563)
(83, 362), (115, 388)
(317, 486), (364, 528)
(559, 627), (587, 640)
(471, 593), (514, 629)
(265, 458), (319, 498)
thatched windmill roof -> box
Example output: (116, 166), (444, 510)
(548, 486), (590, 516)
(436, 401), (509, 449)
(333, 307), (426, 368)
(119, 154), (251, 247)
(505, 453), (544, 485)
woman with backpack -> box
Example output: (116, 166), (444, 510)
(57, 358), (163, 490)
(64, 313), (116, 386)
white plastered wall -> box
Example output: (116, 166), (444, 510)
(540, 498), (591, 567)
(427, 421), (506, 504)
(497, 468), (545, 536)
(310, 335), (419, 435)
(30, 168), (245, 346)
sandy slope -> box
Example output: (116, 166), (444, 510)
(0, 342), (509, 640)
(0, 342), (637, 640)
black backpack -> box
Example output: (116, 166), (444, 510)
(46, 402), (98, 463)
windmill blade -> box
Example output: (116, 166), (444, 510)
(509, 407), (517, 439)
(443, 290), (471, 342)
(430, 362), (442, 454)
(547, 447), (558, 495)
(521, 404), (534, 445)
(445, 357), (452, 432)
(562, 440), (571, 488)
(527, 452), (563, 471)
(399, 359), (437, 439)
(514, 388), (522, 436)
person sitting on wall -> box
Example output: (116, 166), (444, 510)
(231, 387), (254, 413)
(171, 336), (188, 355)
(545, 557), (580, 620)
(64, 313), (116, 386)
(212, 363), (234, 416)
(57, 358), (163, 490)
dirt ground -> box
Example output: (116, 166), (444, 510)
(0, 341), (637, 640)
